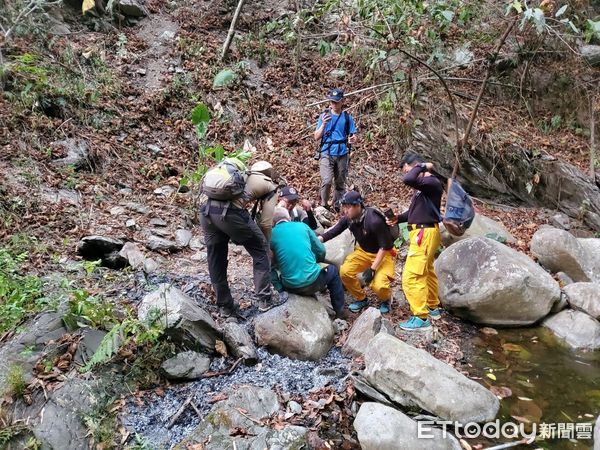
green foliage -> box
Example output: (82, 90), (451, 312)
(83, 395), (118, 448)
(212, 68), (237, 88)
(4, 364), (26, 397)
(63, 289), (115, 330)
(0, 247), (45, 333)
(82, 309), (165, 372)
(584, 19), (600, 43)
(3, 49), (119, 117)
(191, 103), (210, 142)
(394, 223), (410, 249)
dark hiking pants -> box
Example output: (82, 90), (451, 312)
(286, 264), (345, 314)
(319, 154), (349, 208)
(199, 203), (271, 308)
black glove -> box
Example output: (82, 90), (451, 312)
(362, 268), (375, 284)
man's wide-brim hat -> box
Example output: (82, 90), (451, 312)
(328, 88), (344, 102)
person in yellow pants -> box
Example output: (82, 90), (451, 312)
(319, 191), (397, 314)
(392, 152), (444, 330)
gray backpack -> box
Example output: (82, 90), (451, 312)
(201, 158), (248, 201)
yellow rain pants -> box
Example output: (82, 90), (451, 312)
(402, 225), (441, 318)
(340, 245), (395, 301)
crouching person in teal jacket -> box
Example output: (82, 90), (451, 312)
(270, 207), (347, 319)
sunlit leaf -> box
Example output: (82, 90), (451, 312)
(486, 373), (497, 381)
(82, 0), (95, 14)
(555, 4), (567, 17)
(213, 68), (237, 88)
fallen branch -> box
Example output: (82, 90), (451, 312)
(202, 357), (243, 378)
(221, 0), (246, 61)
(167, 394), (194, 429)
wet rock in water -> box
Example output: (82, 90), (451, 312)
(323, 229), (355, 267)
(354, 402), (461, 450)
(364, 333), (499, 423)
(175, 229), (193, 247)
(222, 322), (258, 365)
(543, 309), (600, 350)
(440, 213), (516, 247)
(119, 242), (146, 269)
(530, 227), (600, 283)
(564, 282), (600, 319)
(77, 235), (124, 260)
(161, 351), (211, 380)
(436, 237), (560, 326)
(254, 294), (334, 361)
(146, 235), (181, 252)
(174, 385), (308, 450)
(138, 284), (219, 352)
(342, 307), (385, 357)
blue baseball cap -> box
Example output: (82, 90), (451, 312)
(341, 190), (363, 205)
(327, 88), (344, 102)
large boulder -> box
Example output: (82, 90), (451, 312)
(354, 402), (461, 450)
(160, 351), (211, 380)
(138, 284), (219, 352)
(254, 294), (334, 361)
(364, 333), (499, 423)
(530, 227), (600, 283)
(323, 229), (355, 266)
(441, 214), (516, 247)
(564, 282), (600, 319)
(342, 307), (385, 357)
(436, 237), (560, 325)
(543, 309), (600, 350)
(174, 385), (308, 450)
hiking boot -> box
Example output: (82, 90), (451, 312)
(335, 308), (349, 320)
(219, 303), (239, 318)
(428, 307), (442, 320)
(398, 316), (431, 331)
(348, 300), (369, 313)
(258, 291), (289, 312)
(379, 301), (391, 314)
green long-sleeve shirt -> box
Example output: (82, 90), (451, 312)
(270, 221), (325, 291)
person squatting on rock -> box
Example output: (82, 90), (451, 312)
(269, 207), (347, 319)
(392, 152), (444, 331)
(277, 186), (319, 230)
(319, 191), (396, 314)
(314, 88), (357, 211)
(199, 160), (287, 316)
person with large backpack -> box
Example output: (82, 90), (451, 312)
(199, 158), (285, 316)
(319, 191), (396, 315)
(314, 88), (357, 211)
(393, 152), (444, 331)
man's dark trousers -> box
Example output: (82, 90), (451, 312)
(199, 202), (271, 308)
(286, 264), (345, 314)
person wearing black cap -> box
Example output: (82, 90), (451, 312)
(278, 186), (318, 230)
(314, 88), (357, 211)
(319, 190), (396, 314)
(391, 152), (444, 331)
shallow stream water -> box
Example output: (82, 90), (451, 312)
(467, 326), (600, 449)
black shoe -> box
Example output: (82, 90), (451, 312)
(219, 303), (239, 317)
(258, 291), (289, 312)
(335, 309), (349, 320)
